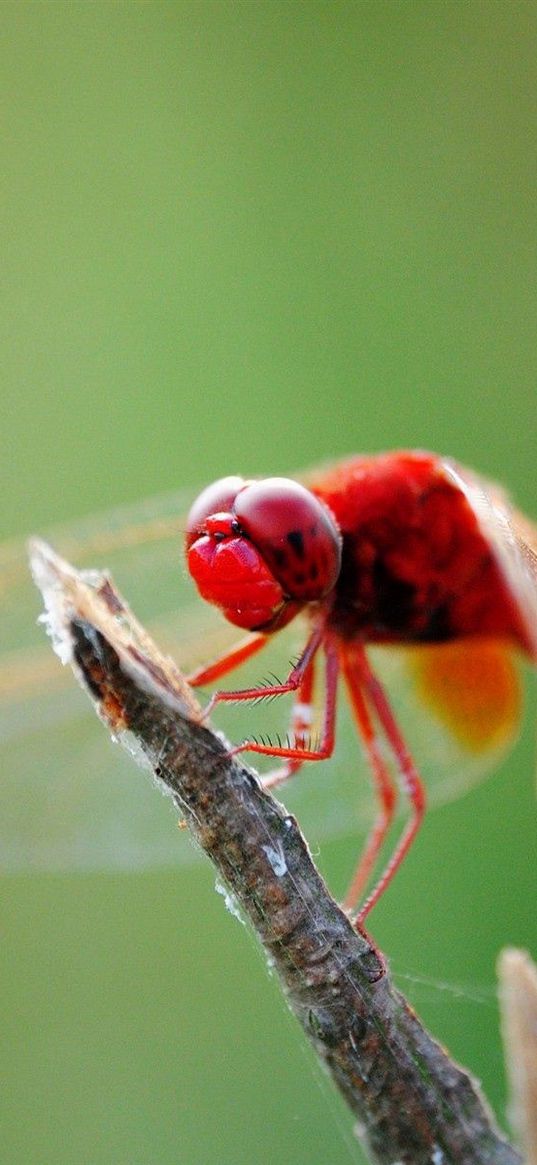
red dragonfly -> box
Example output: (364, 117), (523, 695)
(184, 451), (537, 921)
(1, 451), (535, 902)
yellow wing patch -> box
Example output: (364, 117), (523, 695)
(409, 640), (521, 755)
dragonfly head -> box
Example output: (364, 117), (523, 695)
(186, 475), (342, 632)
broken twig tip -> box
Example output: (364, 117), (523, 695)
(499, 947), (537, 1165)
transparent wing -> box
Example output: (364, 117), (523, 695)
(370, 640), (526, 805)
(1, 487), (532, 874)
(1, 488), (221, 873)
(443, 459), (537, 659)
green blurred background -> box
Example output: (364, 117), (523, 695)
(2, 2), (536, 1162)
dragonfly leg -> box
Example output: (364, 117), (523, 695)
(351, 646), (426, 925)
(340, 647), (398, 913)
(231, 637), (338, 766)
(186, 631), (269, 688)
(201, 623), (325, 717)
(261, 653), (316, 789)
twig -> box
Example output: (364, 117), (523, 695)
(499, 948), (537, 1165)
(29, 538), (522, 1165)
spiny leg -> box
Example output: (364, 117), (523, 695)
(231, 636), (339, 767)
(352, 645), (426, 925)
(340, 647), (398, 913)
(200, 623), (325, 717)
(262, 653), (316, 790)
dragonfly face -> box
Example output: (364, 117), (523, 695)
(186, 474), (341, 629)
(1, 461), (534, 876)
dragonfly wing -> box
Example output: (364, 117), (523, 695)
(370, 641), (524, 808)
(0, 611), (248, 875)
(0, 488), (227, 873)
(2, 692), (190, 873)
(443, 460), (537, 660)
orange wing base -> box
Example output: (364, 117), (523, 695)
(409, 639), (521, 755)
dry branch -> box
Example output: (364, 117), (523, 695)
(499, 948), (537, 1165)
(29, 539), (522, 1165)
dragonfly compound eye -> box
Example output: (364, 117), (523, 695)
(185, 476), (250, 547)
(233, 478), (342, 602)
(186, 475), (289, 630)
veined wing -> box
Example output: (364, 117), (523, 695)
(1, 484), (533, 874)
(443, 459), (537, 659)
(1, 487), (218, 873)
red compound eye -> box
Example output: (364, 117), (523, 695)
(186, 475), (289, 630)
(234, 478), (342, 602)
(186, 476), (249, 548)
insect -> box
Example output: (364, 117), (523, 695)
(1, 452), (535, 891)
(184, 451), (537, 922)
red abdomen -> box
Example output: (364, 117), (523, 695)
(310, 452), (529, 647)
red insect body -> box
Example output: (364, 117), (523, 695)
(309, 453), (533, 650)
(186, 452), (536, 927)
